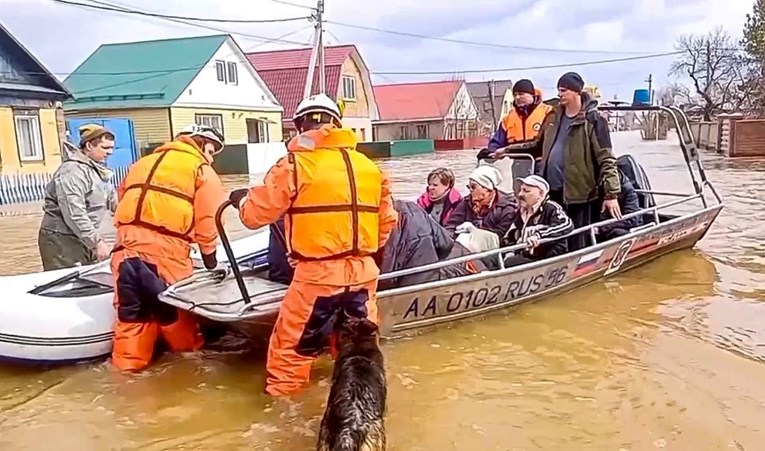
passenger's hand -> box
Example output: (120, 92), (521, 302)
(525, 235), (540, 252)
(455, 222), (477, 235)
(95, 240), (111, 261)
(602, 198), (622, 219)
(228, 189), (249, 209)
(287, 256), (298, 268)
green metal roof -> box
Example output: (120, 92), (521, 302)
(63, 34), (228, 111)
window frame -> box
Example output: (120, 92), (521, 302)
(194, 113), (225, 136)
(341, 75), (357, 101)
(14, 110), (44, 161)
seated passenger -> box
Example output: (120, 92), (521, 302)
(596, 171), (642, 241)
(416, 168), (462, 226)
(445, 165), (517, 240)
(267, 216), (294, 285)
(377, 199), (453, 290)
(502, 175), (573, 267)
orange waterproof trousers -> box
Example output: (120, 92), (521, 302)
(111, 249), (203, 371)
(265, 278), (379, 397)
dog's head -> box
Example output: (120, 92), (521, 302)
(335, 315), (380, 356)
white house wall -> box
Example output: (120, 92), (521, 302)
(247, 142), (287, 175)
(446, 84), (479, 120)
(173, 38), (282, 111)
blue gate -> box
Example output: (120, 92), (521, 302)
(66, 118), (138, 169)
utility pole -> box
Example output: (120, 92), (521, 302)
(303, 0), (325, 98)
(487, 80), (497, 134)
(645, 73), (653, 105)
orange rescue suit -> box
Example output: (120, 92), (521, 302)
(238, 124), (398, 396)
(110, 136), (226, 371)
(500, 100), (553, 143)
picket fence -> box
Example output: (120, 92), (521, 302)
(0, 166), (129, 206)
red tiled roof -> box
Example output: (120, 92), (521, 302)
(247, 45), (356, 119)
(373, 80), (462, 122)
(257, 66), (342, 120)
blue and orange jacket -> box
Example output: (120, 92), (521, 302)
(487, 89), (552, 155)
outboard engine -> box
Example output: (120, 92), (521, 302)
(617, 154), (655, 209)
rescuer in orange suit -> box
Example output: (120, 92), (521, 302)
(477, 79), (553, 161)
(228, 93), (398, 397)
(110, 124), (228, 371)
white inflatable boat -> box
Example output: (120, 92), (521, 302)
(0, 231), (271, 365)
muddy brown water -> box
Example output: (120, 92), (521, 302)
(1, 131), (765, 450)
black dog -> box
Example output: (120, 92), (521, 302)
(317, 316), (387, 451)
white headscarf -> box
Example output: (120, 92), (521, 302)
(469, 165), (503, 190)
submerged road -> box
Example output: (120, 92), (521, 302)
(1, 131), (764, 449)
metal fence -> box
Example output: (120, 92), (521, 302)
(0, 166), (129, 206)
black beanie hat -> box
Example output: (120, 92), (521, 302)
(557, 72), (585, 93)
(512, 79), (535, 95)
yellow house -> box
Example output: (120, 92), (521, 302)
(63, 34), (284, 174)
(0, 23), (71, 174)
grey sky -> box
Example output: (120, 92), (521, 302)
(1, 0), (752, 101)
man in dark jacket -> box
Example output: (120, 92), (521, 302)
(495, 72), (621, 251)
(502, 175), (573, 266)
(377, 199), (454, 290)
(445, 165), (517, 241)
(596, 171), (642, 241)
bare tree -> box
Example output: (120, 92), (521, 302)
(657, 82), (695, 107)
(670, 27), (752, 120)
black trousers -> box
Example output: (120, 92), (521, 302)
(549, 190), (598, 252)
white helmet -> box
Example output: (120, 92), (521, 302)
(293, 93), (342, 125)
(177, 124), (224, 152)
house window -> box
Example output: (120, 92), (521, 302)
(0, 51), (22, 82)
(14, 111), (43, 161)
(246, 118), (270, 144)
(341, 75), (356, 100)
(227, 62), (238, 85)
(398, 125), (410, 140)
(195, 113), (224, 135)
(415, 124), (428, 139)
(215, 60), (226, 82)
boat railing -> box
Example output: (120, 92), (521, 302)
(206, 105), (722, 307)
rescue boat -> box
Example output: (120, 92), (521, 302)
(0, 232), (271, 365)
(158, 105), (725, 341)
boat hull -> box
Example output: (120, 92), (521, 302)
(161, 204), (723, 341)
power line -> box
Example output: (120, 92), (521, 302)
(370, 52), (683, 75)
(79, 0), (308, 46)
(267, 0), (315, 10)
(52, 0), (309, 23)
(325, 21), (666, 55)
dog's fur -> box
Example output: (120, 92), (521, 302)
(317, 316), (387, 451)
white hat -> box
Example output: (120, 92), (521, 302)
(177, 124), (224, 151)
(469, 165), (503, 190)
(516, 174), (550, 196)
(293, 93), (342, 123)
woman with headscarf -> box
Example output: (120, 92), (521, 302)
(416, 167), (462, 226)
(444, 165), (517, 242)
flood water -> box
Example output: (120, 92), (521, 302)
(2, 131), (765, 450)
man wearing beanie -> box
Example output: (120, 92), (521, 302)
(496, 71), (622, 252)
(479, 78), (552, 160)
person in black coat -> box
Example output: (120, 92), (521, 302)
(596, 171), (642, 241)
(376, 199), (454, 290)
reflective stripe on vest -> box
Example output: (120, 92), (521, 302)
(501, 103), (553, 142)
(114, 141), (206, 241)
(285, 127), (382, 261)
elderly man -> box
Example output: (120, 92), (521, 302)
(38, 124), (117, 270)
(502, 175), (573, 267)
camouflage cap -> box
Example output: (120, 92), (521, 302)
(78, 124), (114, 148)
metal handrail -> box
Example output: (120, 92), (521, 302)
(204, 105), (721, 307)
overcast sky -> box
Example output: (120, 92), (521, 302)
(1, 0), (752, 101)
